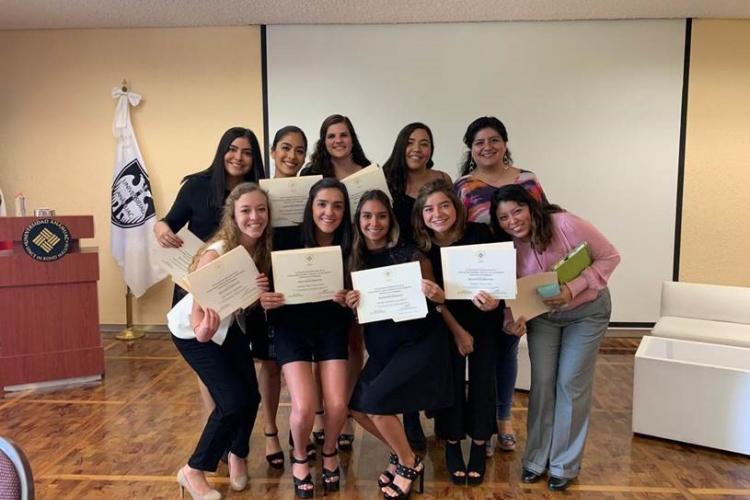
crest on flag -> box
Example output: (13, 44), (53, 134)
(111, 158), (156, 228)
(110, 85), (167, 297)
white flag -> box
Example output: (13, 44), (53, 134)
(110, 87), (166, 297)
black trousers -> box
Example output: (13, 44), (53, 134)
(172, 324), (260, 471)
(434, 327), (498, 441)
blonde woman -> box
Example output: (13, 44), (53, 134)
(170, 183), (271, 499)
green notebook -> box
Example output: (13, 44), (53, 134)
(552, 242), (592, 284)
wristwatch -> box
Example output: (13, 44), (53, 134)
(435, 303), (444, 313)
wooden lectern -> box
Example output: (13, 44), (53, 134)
(0, 216), (104, 396)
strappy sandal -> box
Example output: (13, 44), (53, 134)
(264, 431), (284, 470)
(290, 453), (314, 498)
(289, 430), (317, 462)
(337, 414), (355, 451)
(466, 441), (486, 486)
(498, 433), (517, 451)
(377, 452), (399, 488)
(321, 447), (341, 493)
(445, 440), (467, 485)
(312, 409), (325, 446)
(383, 456), (424, 499)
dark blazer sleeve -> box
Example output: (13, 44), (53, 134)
(162, 179), (195, 233)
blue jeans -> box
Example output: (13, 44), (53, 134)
(496, 333), (519, 421)
(522, 289), (611, 479)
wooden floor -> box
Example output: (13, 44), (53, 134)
(1, 335), (749, 499)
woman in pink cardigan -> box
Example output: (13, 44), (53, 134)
(490, 184), (620, 492)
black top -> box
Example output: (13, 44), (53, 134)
(425, 222), (503, 333)
(299, 164), (321, 177)
(268, 226), (351, 329)
(162, 174), (224, 241)
(393, 194), (417, 244)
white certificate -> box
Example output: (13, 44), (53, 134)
(271, 246), (344, 304)
(351, 261), (428, 324)
(506, 272), (557, 321)
(441, 242), (517, 300)
(341, 164), (391, 219)
(260, 175), (323, 227)
(184, 245), (261, 320)
(152, 228), (204, 289)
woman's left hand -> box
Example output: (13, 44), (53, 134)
(255, 273), (270, 293)
(542, 285), (573, 310)
(421, 279), (446, 304)
(472, 290), (499, 312)
(332, 289), (349, 307)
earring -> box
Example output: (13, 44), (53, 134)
(503, 152), (510, 166)
(469, 159), (476, 171)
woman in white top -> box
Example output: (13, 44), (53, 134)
(171, 183), (271, 499)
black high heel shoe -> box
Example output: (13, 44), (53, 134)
(445, 440), (467, 485)
(338, 414), (355, 451)
(265, 431), (284, 470)
(321, 447), (341, 493)
(466, 440), (487, 486)
(312, 410), (325, 446)
(290, 453), (314, 498)
(289, 430), (317, 462)
(377, 452), (399, 488)
(383, 456), (424, 499)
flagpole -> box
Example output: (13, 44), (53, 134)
(116, 286), (145, 340)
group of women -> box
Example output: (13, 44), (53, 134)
(158, 114), (620, 499)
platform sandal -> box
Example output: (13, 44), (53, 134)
(383, 456), (424, 499)
(337, 414), (355, 451)
(445, 440), (467, 485)
(466, 440), (486, 486)
(377, 452), (399, 488)
(290, 453), (314, 498)
(264, 431), (284, 470)
(321, 447), (341, 494)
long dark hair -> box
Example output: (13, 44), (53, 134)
(301, 178), (352, 258)
(307, 114), (370, 177)
(183, 127), (266, 209)
(490, 184), (563, 252)
(350, 190), (400, 272)
(460, 116), (513, 176)
(412, 180), (466, 253)
(383, 122), (435, 199)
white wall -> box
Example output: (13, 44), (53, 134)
(267, 20), (686, 322)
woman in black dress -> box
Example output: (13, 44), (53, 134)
(382, 122), (452, 450)
(345, 190), (452, 499)
(412, 180), (502, 486)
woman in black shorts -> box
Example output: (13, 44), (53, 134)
(261, 178), (352, 497)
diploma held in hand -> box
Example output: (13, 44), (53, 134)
(184, 245), (261, 320)
(260, 175), (323, 227)
(153, 228), (204, 289)
(341, 165), (391, 220)
(506, 272), (558, 320)
(351, 261), (428, 324)
(272, 246), (344, 304)
(441, 242), (517, 300)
